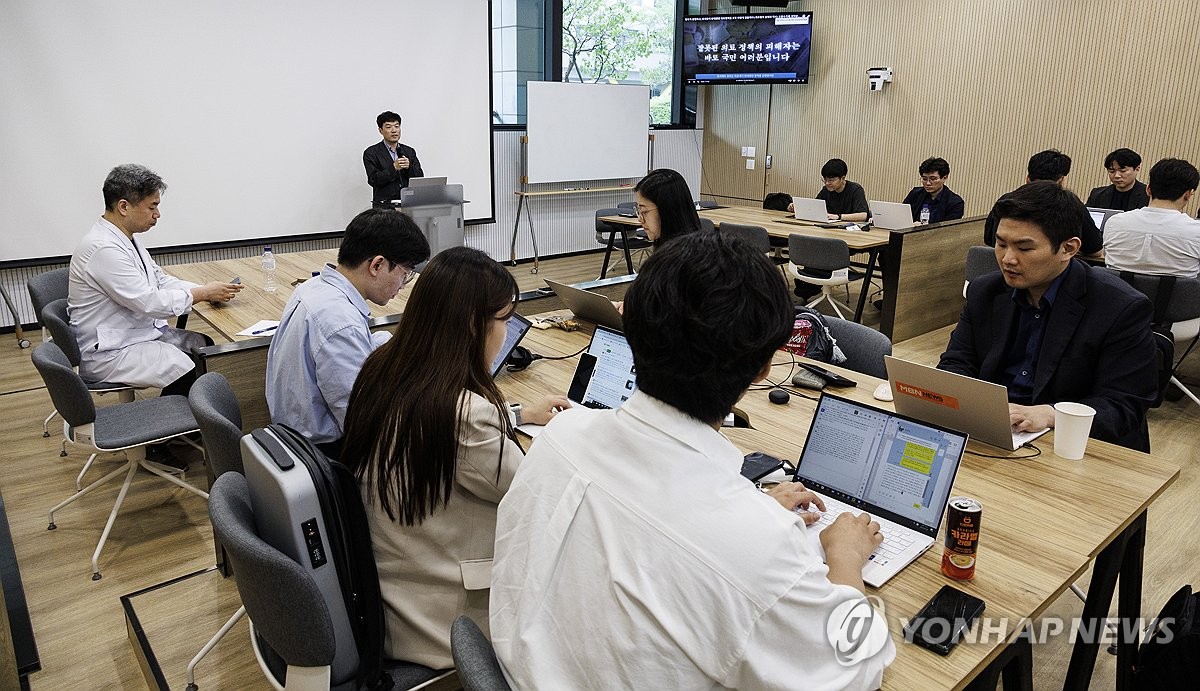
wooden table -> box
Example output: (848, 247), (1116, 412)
(169, 249), (414, 342)
(601, 206), (891, 321)
(503, 322), (1179, 691)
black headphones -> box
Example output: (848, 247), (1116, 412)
(505, 345), (537, 372)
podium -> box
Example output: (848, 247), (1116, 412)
(398, 182), (465, 257)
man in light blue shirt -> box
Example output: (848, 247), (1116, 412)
(267, 209), (430, 456)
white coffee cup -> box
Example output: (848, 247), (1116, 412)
(1053, 402), (1097, 460)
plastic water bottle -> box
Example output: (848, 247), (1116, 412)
(261, 246), (277, 292)
(919, 204), (931, 224)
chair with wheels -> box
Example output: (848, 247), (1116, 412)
(207, 472), (453, 691)
(41, 299), (139, 487)
(788, 235), (863, 321)
(823, 317), (892, 379)
(450, 615), (511, 691)
(31, 341), (208, 580)
(964, 245), (999, 298)
(595, 208), (650, 278)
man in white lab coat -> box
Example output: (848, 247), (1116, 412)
(68, 164), (242, 396)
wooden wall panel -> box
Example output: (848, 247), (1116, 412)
(704, 1), (1200, 218)
(701, 84), (771, 202)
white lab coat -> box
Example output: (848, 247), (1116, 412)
(68, 218), (199, 388)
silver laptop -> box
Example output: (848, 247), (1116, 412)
(791, 196), (831, 222)
(544, 279), (623, 331)
(407, 176), (448, 188)
(566, 325), (637, 409)
(794, 393), (967, 587)
(884, 356), (1050, 450)
(869, 200), (916, 230)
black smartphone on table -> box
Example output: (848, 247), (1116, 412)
(903, 585), (986, 655)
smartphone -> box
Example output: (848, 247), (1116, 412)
(798, 362), (856, 388)
(231, 276), (242, 285)
(904, 585), (985, 655)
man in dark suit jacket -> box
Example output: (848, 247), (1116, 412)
(940, 181), (1157, 451)
(1086, 148), (1150, 212)
(363, 111), (423, 207)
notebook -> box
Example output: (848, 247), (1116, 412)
(791, 196), (832, 223)
(869, 200), (917, 230)
(544, 279), (624, 331)
(793, 393), (968, 587)
(1086, 206), (1122, 232)
(489, 313), (533, 377)
(883, 356), (1050, 451)
(407, 176), (448, 187)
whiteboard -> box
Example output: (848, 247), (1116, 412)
(525, 82), (650, 184)
(0, 0), (492, 263)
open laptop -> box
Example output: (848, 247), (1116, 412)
(544, 279), (623, 331)
(489, 312), (533, 377)
(884, 356), (1050, 450)
(869, 200), (916, 230)
(1086, 206), (1122, 232)
(794, 393), (967, 587)
(408, 176), (448, 188)
(791, 196), (857, 229)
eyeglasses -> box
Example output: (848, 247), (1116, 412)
(400, 265), (417, 285)
(920, 175), (943, 183)
(636, 205), (657, 218)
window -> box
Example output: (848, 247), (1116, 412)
(492, 0), (549, 126)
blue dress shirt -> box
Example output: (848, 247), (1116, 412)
(266, 264), (390, 444)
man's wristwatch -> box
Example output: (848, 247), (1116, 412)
(507, 402), (522, 426)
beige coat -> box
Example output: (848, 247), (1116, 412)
(363, 391), (521, 669)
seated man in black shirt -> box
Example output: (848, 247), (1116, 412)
(983, 149), (1103, 258)
(941, 181), (1157, 451)
(902, 157), (965, 223)
(815, 158), (869, 222)
(1086, 148), (1150, 211)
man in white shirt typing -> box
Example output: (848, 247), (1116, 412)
(491, 231), (895, 689)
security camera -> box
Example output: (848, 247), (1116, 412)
(866, 66), (893, 92)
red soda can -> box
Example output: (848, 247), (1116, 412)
(942, 496), (982, 580)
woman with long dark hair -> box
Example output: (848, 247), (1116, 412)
(634, 168), (703, 246)
(341, 246), (568, 669)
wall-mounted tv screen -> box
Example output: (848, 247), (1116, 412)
(681, 12), (812, 85)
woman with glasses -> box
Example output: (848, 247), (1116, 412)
(340, 246), (569, 670)
(634, 167), (704, 246)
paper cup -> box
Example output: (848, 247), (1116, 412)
(1053, 402), (1097, 460)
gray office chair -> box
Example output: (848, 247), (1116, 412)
(28, 269), (71, 435)
(963, 245), (999, 298)
(451, 616), (511, 691)
(41, 299), (140, 488)
(208, 473), (451, 691)
(595, 208), (650, 278)
(184, 372), (247, 690)
(699, 217), (716, 233)
(788, 235), (862, 321)
(32, 341), (207, 580)
(823, 317), (892, 379)
(720, 222), (788, 276)
(1097, 268), (1200, 408)
(616, 201), (636, 211)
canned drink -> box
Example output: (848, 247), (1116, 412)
(942, 496), (982, 580)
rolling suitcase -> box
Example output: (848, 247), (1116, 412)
(241, 423), (388, 689)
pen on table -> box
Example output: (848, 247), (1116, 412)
(252, 326), (277, 335)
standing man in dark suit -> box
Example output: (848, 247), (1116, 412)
(363, 111), (424, 208)
(940, 181), (1157, 451)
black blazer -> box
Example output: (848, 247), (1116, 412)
(363, 141), (424, 204)
(1086, 180), (1150, 211)
(938, 259), (1157, 451)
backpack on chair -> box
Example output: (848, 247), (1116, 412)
(781, 306), (847, 364)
